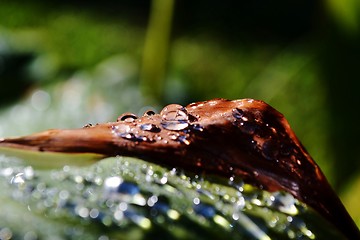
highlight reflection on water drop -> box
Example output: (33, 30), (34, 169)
(140, 123), (161, 133)
(193, 197), (200, 205)
(232, 108), (261, 136)
(147, 195), (158, 207)
(143, 110), (156, 116)
(160, 104), (189, 131)
(191, 124), (204, 131)
(269, 192), (298, 215)
(117, 113), (138, 122)
(232, 108), (247, 121)
(112, 124), (130, 136)
(104, 176), (123, 191)
(10, 173), (25, 186)
(177, 135), (190, 145)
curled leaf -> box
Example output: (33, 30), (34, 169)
(1, 98), (359, 239)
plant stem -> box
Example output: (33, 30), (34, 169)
(140, 0), (175, 104)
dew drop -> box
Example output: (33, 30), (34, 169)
(143, 110), (156, 116)
(104, 176), (123, 193)
(188, 114), (198, 122)
(167, 209), (180, 220)
(261, 139), (279, 160)
(83, 123), (93, 128)
(101, 215), (113, 226)
(112, 124), (140, 141)
(134, 135), (150, 142)
(74, 175), (84, 184)
(112, 124), (130, 136)
(147, 195), (158, 207)
(235, 196), (246, 210)
(168, 133), (179, 141)
(140, 123), (161, 133)
(193, 203), (216, 218)
(240, 122), (258, 135)
(89, 208), (100, 219)
(152, 201), (170, 214)
(232, 212), (240, 221)
(126, 211), (151, 229)
(197, 188), (215, 200)
(232, 108), (260, 135)
(161, 121), (189, 131)
(1, 167), (14, 177)
(193, 197), (200, 205)
(191, 124), (204, 131)
(23, 166), (35, 180)
(10, 173), (26, 187)
(117, 182), (140, 195)
(269, 192), (298, 215)
(77, 206), (90, 218)
(124, 133), (136, 140)
(114, 209), (124, 222)
(228, 176), (244, 192)
(250, 198), (263, 206)
(177, 135), (190, 145)
(229, 176), (234, 183)
(59, 190), (70, 200)
(132, 194), (147, 206)
(232, 108), (248, 121)
(160, 104), (189, 131)
(159, 175), (168, 185)
(117, 113), (138, 122)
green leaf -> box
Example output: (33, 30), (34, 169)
(0, 154), (346, 239)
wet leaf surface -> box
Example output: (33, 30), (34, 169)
(0, 154), (346, 240)
(1, 98), (358, 239)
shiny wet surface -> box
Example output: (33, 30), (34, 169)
(0, 98), (358, 239)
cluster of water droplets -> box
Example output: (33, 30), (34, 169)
(232, 107), (290, 162)
(112, 104), (203, 146)
(126, 158), (319, 239)
(0, 154), (325, 239)
(112, 112), (153, 142)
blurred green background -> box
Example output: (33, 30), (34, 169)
(0, 0), (359, 225)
